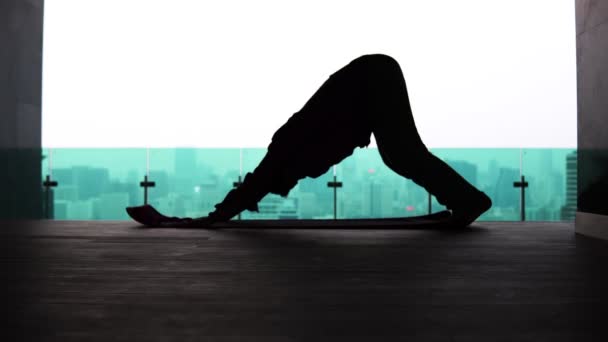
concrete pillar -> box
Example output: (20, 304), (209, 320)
(0, 0), (44, 219)
(575, 0), (608, 240)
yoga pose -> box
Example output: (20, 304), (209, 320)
(131, 54), (492, 227)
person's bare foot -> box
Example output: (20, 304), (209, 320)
(449, 191), (492, 227)
(127, 205), (192, 226)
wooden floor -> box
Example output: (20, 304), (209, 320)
(2, 220), (607, 341)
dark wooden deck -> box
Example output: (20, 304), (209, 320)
(2, 220), (607, 341)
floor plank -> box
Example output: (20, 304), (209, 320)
(1, 220), (607, 341)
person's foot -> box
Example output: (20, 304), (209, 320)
(449, 191), (492, 227)
(126, 205), (195, 227)
(127, 205), (179, 226)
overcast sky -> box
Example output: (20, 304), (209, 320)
(42, 0), (576, 148)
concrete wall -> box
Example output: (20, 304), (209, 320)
(576, 0), (608, 240)
(0, 0), (44, 219)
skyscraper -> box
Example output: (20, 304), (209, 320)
(494, 167), (519, 209)
(561, 151), (577, 221)
(446, 159), (478, 186)
(248, 196), (299, 219)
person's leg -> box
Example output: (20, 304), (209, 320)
(360, 54), (491, 225)
(208, 54), (490, 225)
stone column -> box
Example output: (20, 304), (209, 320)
(576, 0), (608, 240)
(0, 0), (44, 219)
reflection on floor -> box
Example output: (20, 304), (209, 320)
(2, 220), (607, 341)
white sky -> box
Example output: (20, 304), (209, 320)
(42, 0), (577, 148)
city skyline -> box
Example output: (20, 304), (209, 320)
(42, 148), (576, 222)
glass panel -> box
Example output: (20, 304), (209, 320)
(337, 148), (430, 219)
(41, 147), (52, 219)
(147, 148), (239, 218)
(330, 164), (341, 220)
(49, 148), (146, 220)
(42, 147), (51, 180)
(431, 148), (522, 221)
(293, 167), (335, 220)
(521, 148), (577, 221)
(337, 148), (522, 221)
(240, 148), (335, 219)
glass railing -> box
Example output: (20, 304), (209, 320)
(41, 148), (577, 221)
(146, 148), (240, 219)
(521, 148), (577, 221)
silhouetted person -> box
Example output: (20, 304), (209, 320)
(191, 54), (490, 227)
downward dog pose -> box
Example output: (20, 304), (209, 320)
(137, 54), (492, 227)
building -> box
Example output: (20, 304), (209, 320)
(494, 167), (520, 210)
(247, 196), (299, 219)
(561, 151), (577, 221)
